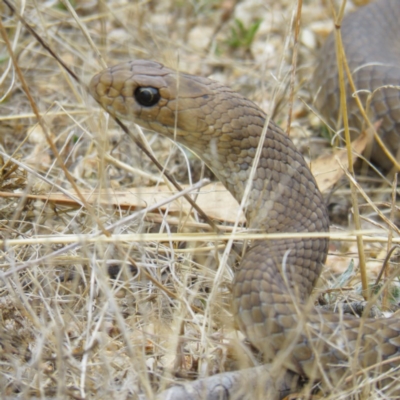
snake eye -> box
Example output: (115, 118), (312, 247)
(134, 87), (160, 107)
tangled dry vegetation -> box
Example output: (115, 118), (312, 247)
(0, 0), (399, 399)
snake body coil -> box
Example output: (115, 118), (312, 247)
(89, 0), (400, 388)
(313, 0), (400, 170)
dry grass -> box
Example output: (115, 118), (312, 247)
(0, 0), (399, 399)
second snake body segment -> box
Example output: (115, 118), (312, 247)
(313, 0), (400, 170)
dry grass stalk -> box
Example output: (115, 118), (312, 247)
(0, 1), (399, 399)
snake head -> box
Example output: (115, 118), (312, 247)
(89, 60), (216, 143)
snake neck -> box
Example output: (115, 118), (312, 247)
(174, 116), (329, 237)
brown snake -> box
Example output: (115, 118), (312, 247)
(89, 0), (400, 389)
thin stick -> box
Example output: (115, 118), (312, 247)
(286, 0), (302, 135)
(331, 0), (368, 299)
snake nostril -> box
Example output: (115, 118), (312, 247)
(134, 87), (161, 107)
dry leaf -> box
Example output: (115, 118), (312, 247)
(0, 182), (244, 223)
(310, 131), (369, 193)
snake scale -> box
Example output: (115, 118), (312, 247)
(89, 0), (400, 390)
